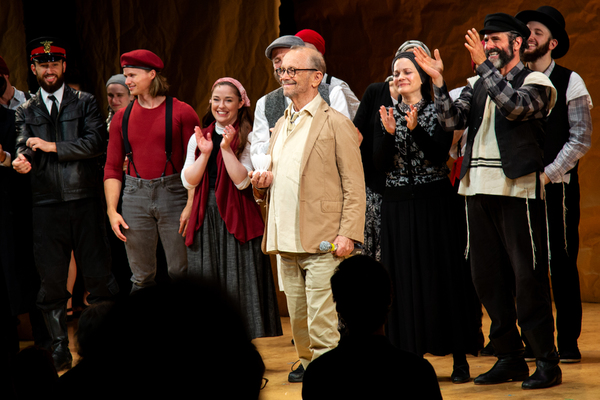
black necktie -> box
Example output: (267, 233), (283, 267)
(48, 94), (58, 121)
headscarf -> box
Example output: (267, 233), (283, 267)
(212, 77), (251, 107)
(390, 52), (432, 102)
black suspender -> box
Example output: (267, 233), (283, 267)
(122, 96), (175, 178)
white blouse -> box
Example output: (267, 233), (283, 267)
(181, 123), (253, 190)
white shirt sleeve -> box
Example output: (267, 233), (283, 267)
(235, 138), (252, 190)
(250, 95), (271, 156)
(566, 72), (593, 108)
(181, 135), (198, 190)
(0, 151), (11, 167)
(328, 84), (351, 119)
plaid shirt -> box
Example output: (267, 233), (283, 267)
(543, 60), (593, 183)
(434, 60), (552, 132)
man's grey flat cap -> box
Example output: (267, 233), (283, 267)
(265, 35), (305, 60)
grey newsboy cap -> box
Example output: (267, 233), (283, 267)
(265, 35), (305, 60)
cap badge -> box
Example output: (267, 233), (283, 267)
(41, 41), (53, 53)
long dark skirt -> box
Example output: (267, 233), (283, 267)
(187, 190), (282, 340)
(381, 178), (481, 357)
(363, 186), (383, 262)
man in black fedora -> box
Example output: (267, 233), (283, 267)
(13, 37), (118, 371)
(516, 5), (593, 364)
(414, 12), (561, 389)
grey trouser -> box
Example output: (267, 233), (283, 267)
(122, 174), (188, 292)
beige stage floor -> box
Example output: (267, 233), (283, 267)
(254, 303), (600, 400)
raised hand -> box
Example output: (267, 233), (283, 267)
(414, 47), (444, 88)
(194, 126), (213, 154)
(379, 105), (396, 134)
(405, 105), (418, 131)
(464, 28), (486, 66)
(220, 124), (236, 150)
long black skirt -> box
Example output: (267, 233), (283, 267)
(381, 178), (481, 357)
(187, 190), (282, 340)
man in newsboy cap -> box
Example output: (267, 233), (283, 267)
(414, 13), (561, 389)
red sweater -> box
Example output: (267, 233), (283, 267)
(104, 98), (199, 181)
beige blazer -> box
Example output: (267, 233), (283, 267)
(261, 97), (366, 254)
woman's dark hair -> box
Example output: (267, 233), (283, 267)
(202, 81), (253, 158)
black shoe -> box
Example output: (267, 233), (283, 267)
(52, 341), (73, 371)
(560, 348), (581, 363)
(524, 346), (535, 362)
(474, 356), (529, 385)
(522, 360), (562, 389)
(480, 342), (495, 356)
(451, 364), (470, 384)
(288, 362), (304, 383)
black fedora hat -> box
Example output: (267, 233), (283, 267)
(515, 6), (569, 59)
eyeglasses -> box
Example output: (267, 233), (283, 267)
(276, 67), (317, 78)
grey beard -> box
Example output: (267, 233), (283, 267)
(487, 47), (513, 70)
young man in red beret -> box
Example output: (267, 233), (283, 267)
(104, 49), (199, 292)
(13, 37), (118, 372)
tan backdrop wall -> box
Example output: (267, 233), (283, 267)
(2, 1), (599, 301)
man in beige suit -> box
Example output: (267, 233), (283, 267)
(250, 46), (365, 382)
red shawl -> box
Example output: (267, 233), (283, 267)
(185, 122), (264, 247)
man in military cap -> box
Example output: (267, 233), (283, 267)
(516, 5), (593, 364)
(415, 12), (561, 389)
(104, 49), (199, 292)
(13, 37), (118, 371)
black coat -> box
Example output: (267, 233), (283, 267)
(0, 106), (38, 315)
(15, 86), (106, 206)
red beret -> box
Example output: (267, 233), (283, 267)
(295, 29), (326, 55)
(120, 49), (164, 71)
(0, 56), (8, 75)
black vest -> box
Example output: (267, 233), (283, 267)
(545, 64), (574, 171)
(461, 68), (546, 180)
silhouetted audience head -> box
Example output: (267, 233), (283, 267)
(75, 301), (114, 359)
(331, 255), (392, 337)
(58, 278), (265, 399)
(12, 345), (58, 398)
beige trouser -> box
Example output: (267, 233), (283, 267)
(279, 252), (341, 369)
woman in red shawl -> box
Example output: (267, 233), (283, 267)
(182, 78), (282, 339)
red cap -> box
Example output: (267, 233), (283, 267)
(296, 29), (326, 55)
(120, 49), (164, 71)
(0, 56), (8, 75)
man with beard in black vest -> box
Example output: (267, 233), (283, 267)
(516, 6), (593, 365)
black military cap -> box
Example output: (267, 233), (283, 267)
(27, 37), (66, 63)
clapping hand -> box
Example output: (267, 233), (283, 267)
(379, 106), (396, 134)
(414, 47), (445, 88)
(464, 28), (486, 67)
(405, 105), (418, 131)
(220, 125), (236, 150)
(195, 126), (213, 154)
